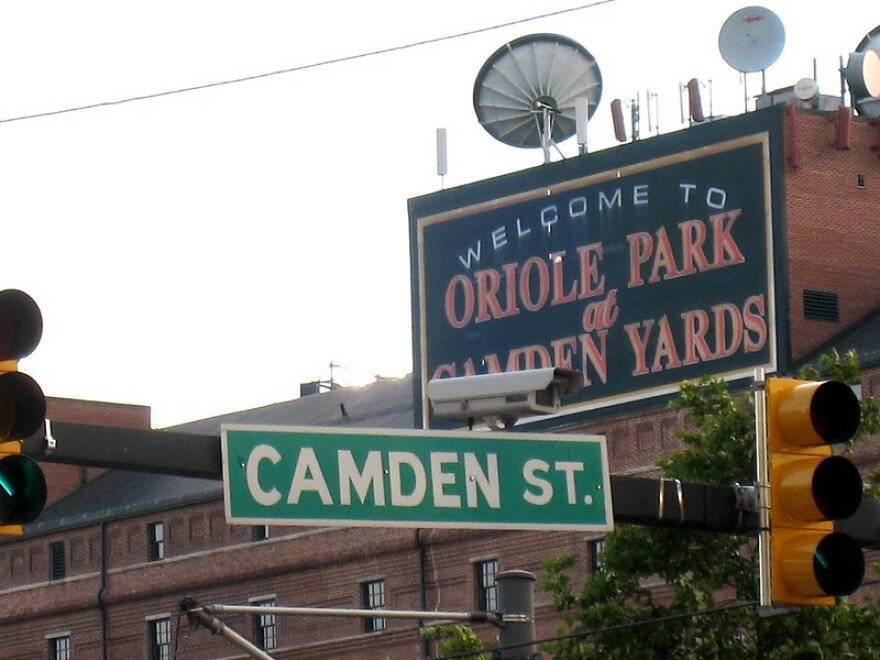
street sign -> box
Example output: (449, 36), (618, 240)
(221, 425), (613, 532)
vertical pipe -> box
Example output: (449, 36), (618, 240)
(98, 520), (108, 660)
(754, 368), (772, 608)
(496, 570), (536, 659)
(416, 529), (430, 660)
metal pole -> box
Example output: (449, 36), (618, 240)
(204, 603), (501, 626)
(495, 570), (537, 659)
(754, 368), (772, 608)
(180, 598), (276, 660)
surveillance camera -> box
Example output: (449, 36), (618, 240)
(427, 368), (584, 427)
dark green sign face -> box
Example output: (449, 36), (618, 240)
(410, 110), (785, 428)
(222, 426), (612, 531)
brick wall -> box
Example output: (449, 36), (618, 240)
(784, 111), (880, 361)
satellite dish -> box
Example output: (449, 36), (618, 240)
(849, 26), (880, 117)
(718, 6), (785, 73)
(793, 77), (819, 101)
(473, 33), (602, 161)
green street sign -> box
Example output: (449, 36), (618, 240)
(221, 425), (613, 532)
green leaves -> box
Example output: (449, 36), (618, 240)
(540, 351), (880, 658)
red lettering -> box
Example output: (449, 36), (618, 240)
(519, 257), (550, 312)
(444, 275), (474, 329)
(743, 295), (767, 352)
(576, 242), (606, 298)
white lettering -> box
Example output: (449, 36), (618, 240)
(338, 450), (385, 506)
(465, 453), (500, 508)
(431, 452), (461, 508)
(522, 459), (553, 505)
(246, 444), (282, 506)
(287, 447), (333, 505)
(389, 451), (427, 507)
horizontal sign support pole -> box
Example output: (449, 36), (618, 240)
(24, 420), (221, 480)
(22, 421), (880, 543)
(202, 603), (503, 626)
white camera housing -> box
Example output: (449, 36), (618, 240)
(427, 368), (584, 427)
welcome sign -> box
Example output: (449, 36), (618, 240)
(409, 108), (786, 428)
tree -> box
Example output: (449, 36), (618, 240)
(420, 624), (487, 659)
(542, 350), (880, 659)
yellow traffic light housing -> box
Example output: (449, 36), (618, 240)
(0, 290), (47, 534)
(767, 377), (864, 606)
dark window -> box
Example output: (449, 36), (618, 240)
(475, 559), (498, 611)
(252, 600), (277, 651)
(252, 525), (269, 542)
(148, 522), (165, 561)
(803, 290), (839, 322)
(362, 580), (386, 632)
(49, 542), (66, 581)
(857, 173), (867, 189)
(149, 618), (172, 660)
(48, 635), (71, 660)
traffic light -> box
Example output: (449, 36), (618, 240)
(0, 289), (47, 535)
(766, 377), (864, 606)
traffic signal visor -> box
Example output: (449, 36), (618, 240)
(767, 378), (865, 606)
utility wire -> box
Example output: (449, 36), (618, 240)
(437, 600), (758, 660)
(0, 0), (614, 125)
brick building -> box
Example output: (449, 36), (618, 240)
(1, 102), (880, 659)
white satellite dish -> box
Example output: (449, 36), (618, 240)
(718, 6), (786, 73)
(793, 77), (819, 101)
(473, 33), (602, 163)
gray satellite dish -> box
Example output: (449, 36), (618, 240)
(718, 6), (785, 73)
(849, 25), (880, 118)
(473, 33), (602, 163)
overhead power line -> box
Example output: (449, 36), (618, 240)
(0, 1), (614, 125)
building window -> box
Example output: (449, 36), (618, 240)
(589, 538), (606, 573)
(48, 634), (71, 660)
(252, 525), (269, 542)
(362, 579), (386, 632)
(857, 173), (867, 189)
(252, 599), (277, 651)
(49, 541), (66, 581)
(475, 559), (498, 611)
(148, 522), (165, 561)
(803, 289), (839, 322)
(149, 617), (172, 660)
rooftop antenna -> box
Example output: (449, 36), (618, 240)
(645, 90), (659, 135)
(473, 33), (603, 164)
(436, 128), (448, 189)
(718, 6), (785, 112)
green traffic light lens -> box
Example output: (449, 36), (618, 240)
(0, 454), (47, 525)
(814, 532), (865, 596)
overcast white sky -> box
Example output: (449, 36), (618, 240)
(1, 1), (875, 427)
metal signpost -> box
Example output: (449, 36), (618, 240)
(221, 425), (613, 532)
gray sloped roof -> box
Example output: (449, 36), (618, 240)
(798, 306), (880, 371)
(25, 375), (417, 536)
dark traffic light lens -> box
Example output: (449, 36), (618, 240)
(810, 381), (861, 444)
(812, 455), (863, 519)
(0, 372), (46, 440)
